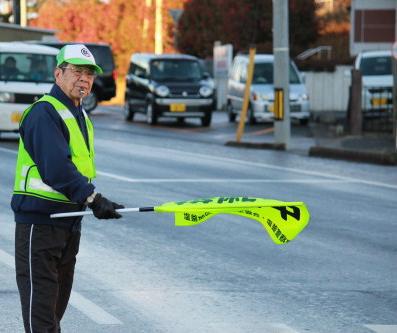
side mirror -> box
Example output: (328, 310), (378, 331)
(202, 72), (210, 79)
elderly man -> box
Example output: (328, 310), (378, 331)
(11, 44), (124, 333)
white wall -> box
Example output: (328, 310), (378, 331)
(304, 66), (352, 112)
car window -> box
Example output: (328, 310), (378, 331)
(230, 61), (241, 81)
(359, 56), (391, 76)
(129, 63), (147, 78)
(251, 62), (301, 84)
(150, 59), (203, 81)
(240, 64), (247, 83)
(0, 52), (56, 83)
(86, 45), (115, 73)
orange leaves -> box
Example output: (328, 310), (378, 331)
(30, 0), (187, 76)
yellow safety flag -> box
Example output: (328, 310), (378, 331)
(155, 196), (310, 244)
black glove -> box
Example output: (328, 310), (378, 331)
(88, 193), (124, 219)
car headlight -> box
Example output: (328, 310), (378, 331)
(260, 93), (272, 101)
(154, 85), (170, 97)
(0, 92), (15, 103)
(199, 86), (213, 97)
(299, 93), (309, 101)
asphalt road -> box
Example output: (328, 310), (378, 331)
(0, 106), (396, 333)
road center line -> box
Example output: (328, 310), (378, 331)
(2, 144), (396, 190)
(365, 325), (397, 333)
(96, 172), (353, 184)
(69, 291), (122, 325)
(0, 248), (15, 269)
(0, 247), (122, 326)
(95, 140), (397, 190)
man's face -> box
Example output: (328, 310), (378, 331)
(55, 64), (96, 106)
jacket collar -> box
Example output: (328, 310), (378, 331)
(49, 84), (81, 117)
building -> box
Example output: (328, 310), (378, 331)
(0, 21), (55, 41)
(350, 0), (397, 55)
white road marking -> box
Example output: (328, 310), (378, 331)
(69, 291), (122, 325)
(0, 247), (122, 326)
(2, 143), (396, 190)
(0, 248), (14, 269)
(0, 147), (17, 154)
(96, 172), (354, 184)
(365, 325), (397, 333)
(95, 139), (397, 190)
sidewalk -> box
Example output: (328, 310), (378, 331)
(226, 121), (397, 166)
(308, 123), (397, 165)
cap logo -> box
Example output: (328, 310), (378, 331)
(81, 48), (91, 57)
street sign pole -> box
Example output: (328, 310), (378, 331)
(272, 0), (290, 149)
(392, 42), (397, 152)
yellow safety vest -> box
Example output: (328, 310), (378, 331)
(13, 95), (96, 203)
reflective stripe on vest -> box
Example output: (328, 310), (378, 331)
(13, 95), (96, 203)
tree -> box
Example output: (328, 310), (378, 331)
(30, 0), (187, 75)
(176, 0), (319, 58)
(30, 0), (145, 75)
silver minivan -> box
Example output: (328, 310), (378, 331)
(227, 54), (310, 124)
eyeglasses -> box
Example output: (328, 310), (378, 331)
(62, 66), (96, 78)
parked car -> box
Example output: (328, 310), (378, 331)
(29, 41), (117, 112)
(0, 42), (58, 135)
(354, 50), (392, 113)
(227, 54), (310, 125)
(124, 53), (215, 126)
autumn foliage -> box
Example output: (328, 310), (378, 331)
(176, 0), (319, 58)
(30, 0), (187, 76)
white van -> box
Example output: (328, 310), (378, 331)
(0, 42), (58, 135)
(227, 54), (310, 124)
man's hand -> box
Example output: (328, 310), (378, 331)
(87, 193), (124, 219)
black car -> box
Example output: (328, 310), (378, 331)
(124, 53), (215, 126)
(29, 41), (116, 112)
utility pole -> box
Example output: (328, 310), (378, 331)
(155, 0), (163, 54)
(272, 0), (290, 148)
(13, 0), (20, 24)
(142, 0), (152, 50)
(12, 0), (26, 26)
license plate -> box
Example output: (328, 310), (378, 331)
(11, 111), (22, 123)
(371, 97), (388, 107)
(170, 103), (186, 112)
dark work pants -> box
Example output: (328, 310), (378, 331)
(15, 224), (81, 333)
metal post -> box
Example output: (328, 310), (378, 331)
(350, 69), (362, 135)
(393, 57), (397, 151)
(155, 0), (163, 54)
(236, 47), (256, 142)
(13, 0), (21, 24)
(272, 0), (290, 148)
(20, 0), (27, 27)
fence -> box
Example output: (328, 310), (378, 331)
(362, 86), (393, 132)
(303, 65), (352, 112)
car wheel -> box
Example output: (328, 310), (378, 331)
(201, 112), (212, 127)
(82, 92), (98, 113)
(227, 102), (236, 123)
(124, 100), (134, 122)
(299, 118), (309, 126)
(146, 103), (157, 125)
(248, 105), (256, 125)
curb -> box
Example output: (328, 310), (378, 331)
(225, 141), (286, 150)
(309, 146), (397, 166)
